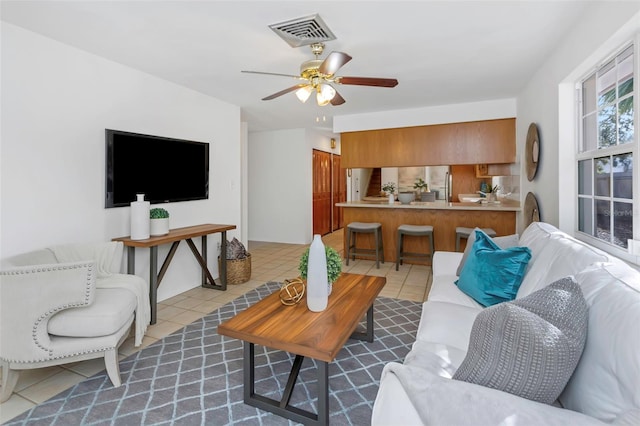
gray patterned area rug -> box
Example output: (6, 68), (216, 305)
(7, 282), (421, 425)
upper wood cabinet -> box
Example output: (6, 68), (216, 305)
(341, 118), (515, 168)
(475, 163), (512, 178)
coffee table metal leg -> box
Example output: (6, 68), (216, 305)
(350, 304), (375, 343)
(366, 304), (374, 342)
(242, 341), (329, 425)
(281, 355), (304, 408)
(317, 360), (329, 425)
(244, 341), (255, 401)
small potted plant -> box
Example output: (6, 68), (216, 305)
(299, 245), (342, 295)
(382, 182), (396, 203)
(150, 207), (170, 236)
(413, 178), (430, 201)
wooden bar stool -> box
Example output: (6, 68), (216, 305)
(346, 222), (384, 268)
(396, 225), (434, 271)
(455, 227), (496, 251)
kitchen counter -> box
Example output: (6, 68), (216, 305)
(338, 199), (519, 261)
(337, 199), (521, 211)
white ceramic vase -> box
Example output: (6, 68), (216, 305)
(130, 194), (150, 240)
(388, 193), (395, 204)
(306, 235), (329, 312)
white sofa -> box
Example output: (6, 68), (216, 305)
(372, 222), (640, 425)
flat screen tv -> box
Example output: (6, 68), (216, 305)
(105, 129), (209, 208)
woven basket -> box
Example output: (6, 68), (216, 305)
(220, 253), (251, 285)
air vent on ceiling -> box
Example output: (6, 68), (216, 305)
(269, 14), (336, 48)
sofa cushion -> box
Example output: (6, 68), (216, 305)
(428, 251), (483, 308)
(48, 288), (136, 337)
(375, 363), (606, 426)
(613, 409), (640, 426)
(428, 273), (484, 308)
(456, 228), (519, 276)
(560, 261), (640, 421)
(516, 222), (610, 298)
(405, 340), (468, 376)
(415, 301), (481, 352)
(432, 251), (464, 278)
(453, 277), (588, 404)
(455, 231), (532, 307)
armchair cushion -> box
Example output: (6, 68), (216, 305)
(48, 288), (136, 338)
(47, 242), (149, 346)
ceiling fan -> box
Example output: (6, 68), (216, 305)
(242, 43), (398, 106)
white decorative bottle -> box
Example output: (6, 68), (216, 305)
(306, 234), (329, 312)
(130, 193), (150, 240)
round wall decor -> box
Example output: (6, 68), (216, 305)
(526, 123), (540, 181)
(524, 192), (541, 228)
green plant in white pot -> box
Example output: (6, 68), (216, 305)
(299, 245), (342, 295)
(413, 177), (430, 201)
(150, 207), (170, 236)
(382, 182), (396, 203)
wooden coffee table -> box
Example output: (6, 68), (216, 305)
(217, 273), (386, 425)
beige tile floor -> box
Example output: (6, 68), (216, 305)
(0, 231), (432, 423)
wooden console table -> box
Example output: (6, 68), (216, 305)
(113, 223), (236, 324)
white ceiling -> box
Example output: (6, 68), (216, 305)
(1, 1), (591, 132)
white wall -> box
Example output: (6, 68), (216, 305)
(240, 121), (249, 244)
(1, 23), (242, 301)
(248, 129), (310, 244)
(516, 2), (640, 234)
(348, 168), (372, 201)
(381, 168), (399, 194)
(333, 98), (516, 133)
(247, 128), (338, 245)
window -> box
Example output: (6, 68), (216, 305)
(577, 44), (635, 250)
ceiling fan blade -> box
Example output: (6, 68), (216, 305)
(318, 51), (352, 76)
(262, 84), (308, 101)
(336, 76), (399, 88)
(242, 70), (304, 80)
(330, 90), (346, 106)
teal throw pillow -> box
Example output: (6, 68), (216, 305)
(455, 230), (531, 307)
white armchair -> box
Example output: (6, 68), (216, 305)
(0, 242), (150, 402)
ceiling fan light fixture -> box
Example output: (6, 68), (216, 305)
(295, 86), (313, 103)
(316, 84), (336, 106)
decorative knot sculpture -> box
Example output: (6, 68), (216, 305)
(279, 277), (305, 306)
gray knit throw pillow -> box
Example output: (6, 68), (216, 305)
(453, 277), (588, 404)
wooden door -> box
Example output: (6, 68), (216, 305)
(313, 150), (331, 236)
(332, 154), (346, 231)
